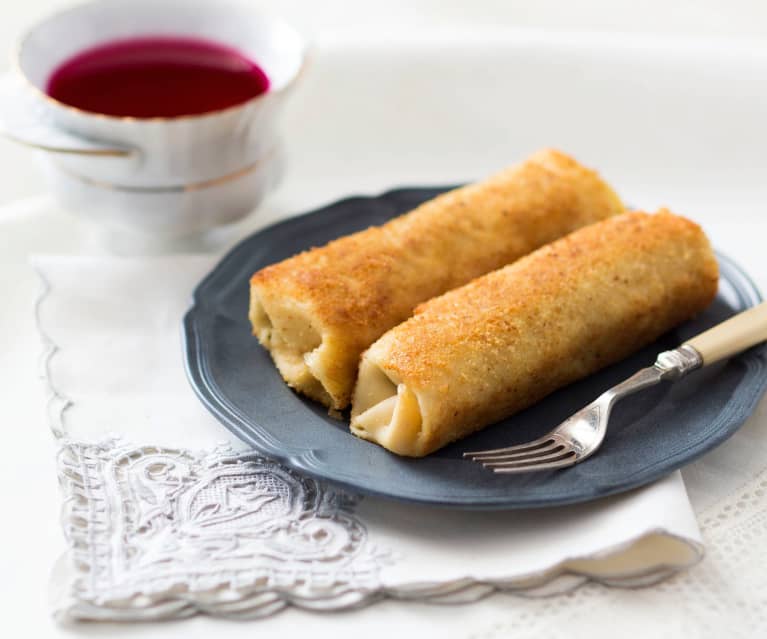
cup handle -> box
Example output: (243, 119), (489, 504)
(0, 72), (134, 157)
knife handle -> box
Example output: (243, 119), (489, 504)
(685, 301), (767, 366)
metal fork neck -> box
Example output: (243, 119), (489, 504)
(655, 344), (704, 380)
(601, 345), (703, 406)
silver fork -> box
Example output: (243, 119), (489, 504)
(464, 301), (767, 474)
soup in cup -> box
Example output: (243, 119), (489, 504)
(0, 0), (308, 249)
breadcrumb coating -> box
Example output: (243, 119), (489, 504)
(352, 210), (719, 456)
(250, 149), (625, 409)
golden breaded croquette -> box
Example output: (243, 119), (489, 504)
(351, 210), (719, 456)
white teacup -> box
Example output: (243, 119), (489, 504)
(0, 0), (307, 250)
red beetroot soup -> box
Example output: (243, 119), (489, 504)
(46, 36), (270, 118)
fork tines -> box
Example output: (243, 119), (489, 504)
(464, 435), (577, 474)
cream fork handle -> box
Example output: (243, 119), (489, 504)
(685, 301), (767, 366)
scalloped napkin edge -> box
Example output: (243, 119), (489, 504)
(31, 255), (704, 622)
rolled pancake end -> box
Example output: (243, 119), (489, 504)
(351, 356), (426, 456)
(250, 283), (342, 407)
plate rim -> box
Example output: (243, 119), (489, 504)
(182, 187), (767, 509)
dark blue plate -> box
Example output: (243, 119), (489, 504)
(183, 187), (767, 509)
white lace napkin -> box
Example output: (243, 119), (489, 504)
(33, 255), (704, 622)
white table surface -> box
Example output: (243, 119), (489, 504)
(2, 2), (767, 638)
